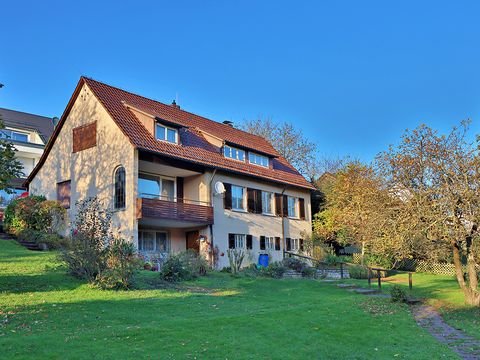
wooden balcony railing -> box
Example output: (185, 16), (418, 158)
(136, 195), (214, 225)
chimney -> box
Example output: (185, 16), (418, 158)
(223, 120), (234, 127)
(171, 100), (180, 109)
(52, 116), (60, 127)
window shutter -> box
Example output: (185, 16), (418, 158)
(275, 237), (281, 251)
(260, 236), (266, 250)
(57, 181), (71, 209)
(299, 198), (305, 220)
(247, 188), (255, 213)
(176, 177), (184, 203)
(286, 237), (291, 251)
(255, 189), (262, 214)
(275, 193), (282, 216)
(228, 233), (235, 249)
(300, 239), (304, 252)
(224, 183), (232, 210)
(246, 235), (253, 249)
(283, 195), (289, 217)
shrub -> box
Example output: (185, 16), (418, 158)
(96, 239), (142, 290)
(160, 251), (208, 282)
(282, 257), (307, 272)
(227, 249), (246, 275)
(301, 266), (316, 278)
(17, 229), (68, 250)
(390, 285), (408, 303)
(349, 265), (370, 279)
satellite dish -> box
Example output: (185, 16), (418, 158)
(214, 181), (226, 195)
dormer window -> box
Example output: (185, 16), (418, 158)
(248, 152), (269, 167)
(223, 145), (245, 161)
(156, 123), (178, 144)
(0, 129), (29, 143)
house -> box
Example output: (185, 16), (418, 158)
(25, 77), (314, 268)
(0, 107), (55, 209)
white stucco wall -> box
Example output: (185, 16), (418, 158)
(208, 171), (312, 269)
(29, 83), (137, 241)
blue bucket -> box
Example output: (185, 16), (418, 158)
(258, 254), (269, 268)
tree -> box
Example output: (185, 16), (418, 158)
(0, 115), (23, 191)
(241, 118), (318, 180)
(376, 122), (480, 306)
(313, 162), (393, 263)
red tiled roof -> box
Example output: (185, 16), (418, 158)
(27, 77), (314, 190)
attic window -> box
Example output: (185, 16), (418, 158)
(248, 152), (269, 167)
(156, 123), (178, 144)
(223, 145), (245, 161)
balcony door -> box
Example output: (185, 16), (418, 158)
(186, 230), (200, 252)
(138, 173), (175, 201)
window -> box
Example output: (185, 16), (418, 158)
(138, 173), (175, 201)
(0, 188), (25, 207)
(0, 129), (29, 143)
(57, 181), (71, 209)
(291, 238), (300, 251)
(114, 167), (126, 209)
(231, 185), (245, 210)
(223, 145), (245, 161)
(229, 234), (253, 249)
(261, 236), (281, 251)
(248, 152), (269, 167)
(265, 236), (275, 250)
(138, 231), (169, 253)
(262, 191), (274, 214)
(156, 123), (178, 144)
(73, 122), (97, 153)
(287, 196), (298, 218)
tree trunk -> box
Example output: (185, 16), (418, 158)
(451, 241), (467, 291)
(451, 238), (480, 306)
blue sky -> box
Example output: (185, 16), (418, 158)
(2, 1), (480, 162)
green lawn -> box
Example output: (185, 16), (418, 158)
(351, 271), (480, 341)
(0, 241), (458, 359)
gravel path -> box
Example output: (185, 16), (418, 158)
(412, 304), (480, 360)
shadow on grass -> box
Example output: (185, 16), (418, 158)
(0, 273), (83, 293)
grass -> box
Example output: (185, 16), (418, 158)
(345, 269), (480, 341)
(0, 241), (459, 359)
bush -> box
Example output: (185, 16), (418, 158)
(258, 262), (286, 279)
(4, 196), (65, 235)
(160, 250), (208, 282)
(390, 285), (408, 303)
(301, 266), (316, 278)
(96, 239), (142, 290)
(282, 257), (307, 272)
(17, 229), (68, 250)
(349, 265), (370, 279)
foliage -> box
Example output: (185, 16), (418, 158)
(96, 238), (142, 290)
(17, 228), (68, 249)
(282, 257), (308, 272)
(159, 250), (208, 282)
(260, 261), (286, 279)
(4, 195), (44, 234)
(348, 265), (370, 279)
(0, 117), (23, 191)
(240, 118), (319, 180)
(227, 248), (245, 275)
(390, 285), (408, 303)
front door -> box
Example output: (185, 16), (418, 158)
(186, 231), (200, 252)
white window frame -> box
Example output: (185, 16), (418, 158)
(234, 234), (246, 249)
(156, 123), (178, 144)
(0, 129), (29, 143)
(265, 236), (275, 250)
(262, 191), (274, 215)
(138, 230), (170, 253)
(223, 145), (245, 162)
(287, 196), (299, 218)
(248, 152), (269, 167)
(290, 238), (300, 252)
(231, 185), (246, 211)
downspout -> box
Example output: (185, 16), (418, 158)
(208, 168), (218, 267)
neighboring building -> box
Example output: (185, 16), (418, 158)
(26, 77), (314, 268)
(0, 108), (55, 208)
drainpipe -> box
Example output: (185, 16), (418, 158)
(281, 186), (288, 259)
(208, 168), (218, 267)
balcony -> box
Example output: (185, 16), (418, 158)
(136, 194), (214, 228)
